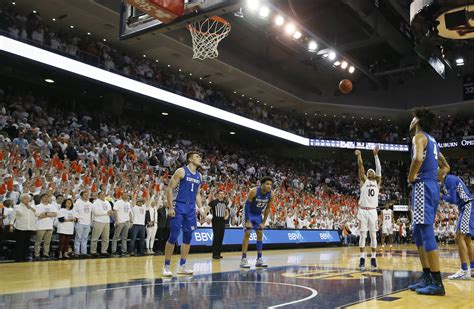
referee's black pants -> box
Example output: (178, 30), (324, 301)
(212, 219), (225, 258)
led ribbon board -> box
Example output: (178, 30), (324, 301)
(0, 36), (308, 146)
(309, 139), (409, 152)
(177, 228), (341, 246)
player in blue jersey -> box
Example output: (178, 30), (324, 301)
(240, 176), (275, 269)
(407, 108), (450, 296)
(440, 173), (474, 280)
(162, 151), (203, 277)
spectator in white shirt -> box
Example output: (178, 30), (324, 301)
(57, 199), (76, 259)
(34, 194), (58, 259)
(8, 24), (20, 39)
(286, 209), (296, 229)
(129, 196), (146, 256)
(145, 195), (158, 255)
(1, 199), (14, 258)
(7, 183), (21, 205)
(111, 193), (132, 256)
(31, 27), (44, 44)
(90, 191), (113, 256)
(73, 191), (93, 257)
(201, 215), (212, 227)
(10, 194), (36, 262)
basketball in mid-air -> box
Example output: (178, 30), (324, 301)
(339, 79), (353, 94)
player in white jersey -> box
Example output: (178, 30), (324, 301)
(380, 203), (395, 250)
(355, 146), (382, 271)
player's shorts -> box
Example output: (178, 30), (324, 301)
(357, 208), (378, 232)
(243, 210), (263, 231)
(411, 180), (440, 225)
(382, 224), (393, 235)
(170, 203), (197, 233)
(456, 201), (474, 236)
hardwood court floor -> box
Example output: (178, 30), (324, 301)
(0, 245), (472, 308)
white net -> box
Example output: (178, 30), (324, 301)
(188, 16), (231, 60)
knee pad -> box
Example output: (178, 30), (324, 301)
(182, 230), (193, 244)
(413, 224), (424, 247)
(370, 231), (377, 248)
(420, 224), (437, 252)
(359, 231), (367, 248)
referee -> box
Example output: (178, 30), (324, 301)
(209, 190), (229, 259)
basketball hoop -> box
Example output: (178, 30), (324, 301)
(187, 16), (231, 60)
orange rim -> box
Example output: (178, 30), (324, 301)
(187, 16), (231, 36)
(208, 16), (230, 25)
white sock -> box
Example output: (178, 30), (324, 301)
(360, 252), (366, 259)
(371, 252), (376, 258)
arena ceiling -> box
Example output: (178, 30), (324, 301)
(9, 0), (474, 117)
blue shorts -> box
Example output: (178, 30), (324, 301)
(244, 210), (263, 231)
(457, 201), (474, 236)
(411, 180), (440, 225)
(170, 203), (197, 233)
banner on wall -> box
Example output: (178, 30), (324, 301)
(393, 205), (409, 212)
(176, 228), (340, 246)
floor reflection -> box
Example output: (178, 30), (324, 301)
(0, 265), (421, 308)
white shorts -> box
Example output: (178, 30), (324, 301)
(357, 208), (378, 232)
(382, 224), (393, 235)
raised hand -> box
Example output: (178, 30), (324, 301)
(373, 145), (380, 156)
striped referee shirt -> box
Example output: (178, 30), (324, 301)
(209, 199), (227, 219)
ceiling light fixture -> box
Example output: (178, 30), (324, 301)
(259, 7), (270, 18)
(246, 0), (259, 11)
(308, 41), (318, 52)
(293, 31), (302, 40)
(285, 23), (296, 35)
(275, 15), (285, 26)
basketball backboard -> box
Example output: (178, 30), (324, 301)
(119, 0), (241, 40)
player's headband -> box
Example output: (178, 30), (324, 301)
(366, 169), (375, 176)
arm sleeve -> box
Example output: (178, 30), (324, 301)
(10, 208), (17, 225)
(35, 205), (43, 218)
(442, 176), (458, 204)
(374, 155), (381, 177)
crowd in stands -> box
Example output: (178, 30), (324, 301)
(0, 3), (473, 143)
(0, 77), (468, 262)
(0, 84), (397, 261)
